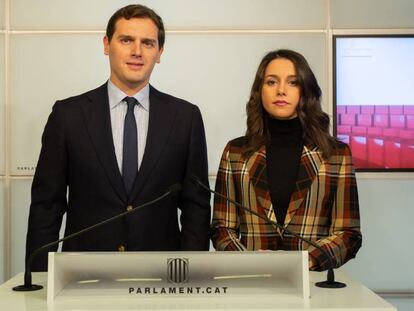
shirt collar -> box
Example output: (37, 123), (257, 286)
(107, 79), (150, 111)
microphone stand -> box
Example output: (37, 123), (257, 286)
(193, 177), (346, 288)
(13, 184), (181, 292)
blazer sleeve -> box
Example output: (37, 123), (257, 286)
(25, 101), (68, 271)
(178, 106), (211, 250)
(307, 144), (362, 271)
(211, 143), (247, 251)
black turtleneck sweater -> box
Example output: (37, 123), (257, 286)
(266, 117), (304, 225)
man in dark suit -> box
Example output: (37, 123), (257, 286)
(26, 4), (211, 271)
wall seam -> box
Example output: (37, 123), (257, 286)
(4, 0), (11, 281)
(326, 0), (333, 125)
(377, 291), (414, 297)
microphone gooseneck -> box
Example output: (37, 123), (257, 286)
(13, 183), (181, 292)
(192, 176), (346, 289)
(168, 183), (182, 195)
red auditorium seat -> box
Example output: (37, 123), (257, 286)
(375, 106), (389, 114)
(337, 106), (346, 114)
(390, 115), (405, 129)
(341, 114), (356, 126)
(401, 144), (414, 167)
(367, 138), (384, 167)
(347, 106), (360, 114)
(373, 114), (389, 128)
(384, 141), (401, 168)
(337, 125), (351, 134)
(400, 130), (414, 140)
(361, 105), (375, 114)
(400, 130), (414, 168)
(407, 115), (414, 129)
(350, 136), (367, 167)
(367, 127), (383, 137)
(357, 114), (372, 126)
(389, 106), (403, 115)
(352, 126), (367, 135)
(383, 128), (399, 138)
(404, 106), (414, 115)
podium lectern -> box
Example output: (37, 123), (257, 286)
(48, 251), (309, 303)
(0, 251), (397, 310)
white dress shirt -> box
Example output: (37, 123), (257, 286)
(107, 80), (149, 172)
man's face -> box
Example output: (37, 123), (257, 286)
(104, 17), (163, 95)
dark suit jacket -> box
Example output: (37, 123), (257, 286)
(211, 137), (361, 271)
(26, 83), (211, 271)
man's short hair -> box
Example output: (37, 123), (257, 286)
(106, 4), (165, 49)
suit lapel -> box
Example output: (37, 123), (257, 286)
(284, 145), (322, 226)
(82, 83), (127, 202)
(246, 146), (276, 223)
(247, 144), (322, 227)
(129, 86), (177, 200)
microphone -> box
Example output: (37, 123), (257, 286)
(192, 176), (346, 289)
(13, 183), (181, 292)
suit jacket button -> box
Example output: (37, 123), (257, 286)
(118, 245), (126, 252)
(127, 205), (133, 212)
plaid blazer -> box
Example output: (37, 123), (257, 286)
(211, 137), (362, 271)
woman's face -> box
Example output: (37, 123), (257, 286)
(261, 58), (301, 120)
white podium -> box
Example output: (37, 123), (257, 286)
(47, 251), (309, 303)
(0, 251), (397, 311)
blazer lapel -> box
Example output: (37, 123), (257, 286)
(247, 146), (276, 223)
(82, 83), (127, 202)
(129, 86), (177, 200)
(284, 145), (322, 226)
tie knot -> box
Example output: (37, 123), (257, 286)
(124, 97), (138, 111)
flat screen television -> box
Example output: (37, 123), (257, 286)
(333, 35), (414, 171)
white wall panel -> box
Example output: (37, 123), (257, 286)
(331, 0), (414, 29)
(10, 0), (326, 30)
(0, 179), (5, 282)
(10, 178), (66, 277)
(10, 179), (30, 277)
(0, 0), (4, 30)
(151, 33), (326, 174)
(0, 34), (4, 175)
(10, 34), (109, 175)
(340, 178), (414, 292)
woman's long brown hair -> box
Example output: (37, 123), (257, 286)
(244, 49), (337, 159)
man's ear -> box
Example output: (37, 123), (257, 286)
(103, 36), (110, 55)
(156, 46), (164, 63)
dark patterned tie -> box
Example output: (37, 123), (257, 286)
(122, 96), (138, 194)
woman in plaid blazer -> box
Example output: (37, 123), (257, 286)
(211, 50), (361, 271)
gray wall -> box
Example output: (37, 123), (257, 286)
(1, 0), (413, 306)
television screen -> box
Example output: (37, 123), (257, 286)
(334, 35), (414, 171)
